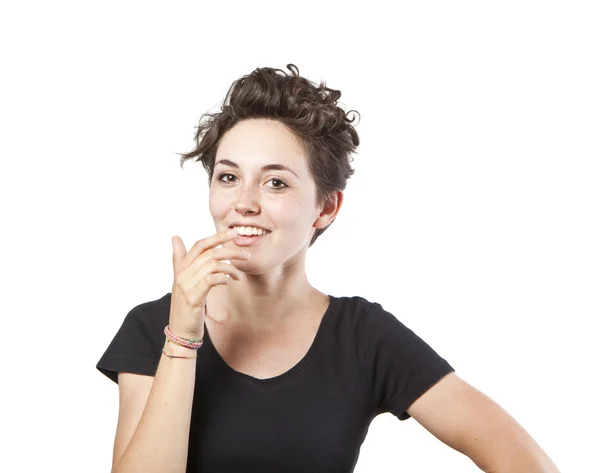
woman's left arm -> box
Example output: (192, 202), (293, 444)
(406, 372), (561, 473)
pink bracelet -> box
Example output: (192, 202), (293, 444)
(164, 325), (204, 350)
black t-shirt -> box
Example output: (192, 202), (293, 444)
(97, 293), (454, 473)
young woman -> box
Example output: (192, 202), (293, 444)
(97, 64), (560, 473)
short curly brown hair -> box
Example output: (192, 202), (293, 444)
(179, 64), (360, 247)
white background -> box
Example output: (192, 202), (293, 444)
(1, 1), (598, 472)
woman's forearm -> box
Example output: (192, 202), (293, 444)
(113, 340), (199, 473)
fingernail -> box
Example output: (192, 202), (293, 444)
(226, 229), (237, 236)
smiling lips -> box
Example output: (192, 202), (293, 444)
(226, 225), (270, 248)
(230, 225), (271, 236)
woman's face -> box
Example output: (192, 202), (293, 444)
(209, 118), (334, 274)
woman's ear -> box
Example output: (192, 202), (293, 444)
(314, 190), (344, 229)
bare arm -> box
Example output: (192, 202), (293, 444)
(406, 372), (561, 473)
(112, 340), (198, 473)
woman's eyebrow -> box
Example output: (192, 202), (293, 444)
(215, 159), (298, 178)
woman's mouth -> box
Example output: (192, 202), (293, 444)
(230, 227), (271, 247)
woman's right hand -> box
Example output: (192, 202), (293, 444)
(169, 229), (250, 339)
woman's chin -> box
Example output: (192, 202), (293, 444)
(231, 259), (257, 273)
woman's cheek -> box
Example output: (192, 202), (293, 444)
(209, 187), (235, 207)
(265, 192), (304, 221)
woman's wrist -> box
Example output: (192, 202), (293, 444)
(162, 337), (201, 356)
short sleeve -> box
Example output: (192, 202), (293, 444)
(96, 299), (168, 384)
(361, 302), (455, 421)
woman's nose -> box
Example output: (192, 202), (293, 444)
(235, 187), (260, 215)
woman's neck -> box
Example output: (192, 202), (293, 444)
(206, 272), (323, 332)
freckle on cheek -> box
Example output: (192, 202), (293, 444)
(289, 194), (304, 205)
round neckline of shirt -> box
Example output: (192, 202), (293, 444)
(201, 294), (338, 387)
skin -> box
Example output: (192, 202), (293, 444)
(204, 117), (342, 335)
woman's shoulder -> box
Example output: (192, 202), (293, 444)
(330, 293), (395, 326)
(330, 294), (421, 343)
(122, 292), (172, 329)
(96, 292), (172, 383)
(133, 292), (171, 314)
(331, 293), (385, 313)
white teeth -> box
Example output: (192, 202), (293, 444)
(233, 226), (268, 236)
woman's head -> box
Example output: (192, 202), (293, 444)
(206, 118), (342, 276)
(179, 64), (360, 249)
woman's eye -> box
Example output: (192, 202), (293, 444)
(267, 178), (288, 189)
(217, 173), (237, 183)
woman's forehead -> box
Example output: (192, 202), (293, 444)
(216, 120), (309, 175)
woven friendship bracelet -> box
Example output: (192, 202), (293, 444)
(164, 325), (204, 349)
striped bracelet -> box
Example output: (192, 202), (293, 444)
(164, 325), (204, 349)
